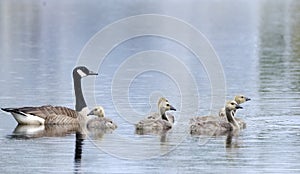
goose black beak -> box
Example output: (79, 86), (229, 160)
(87, 110), (94, 116)
(246, 97), (251, 101)
(170, 105), (176, 111)
(88, 70), (98, 75)
(236, 104), (243, 109)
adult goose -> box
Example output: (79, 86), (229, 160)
(1, 66), (97, 125)
(219, 95), (250, 128)
(190, 100), (242, 135)
(135, 97), (176, 132)
(86, 106), (117, 130)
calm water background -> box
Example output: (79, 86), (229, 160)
(1, 0), (300, 173)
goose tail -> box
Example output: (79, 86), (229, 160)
(1, 108), (27, 116)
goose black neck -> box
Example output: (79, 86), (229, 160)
(73, 75), (87, 112)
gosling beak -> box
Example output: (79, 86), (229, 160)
(170, 105), (176, 111)
(87, 110), (94, 116)
(236, 104), (243, 109)
(246, 97), (251, 101)
(88, 70), (98, 76)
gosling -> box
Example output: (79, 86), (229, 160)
(87, 106), (117, 130)
(190, 100), (242, 135)
(135, 97), (176, 132)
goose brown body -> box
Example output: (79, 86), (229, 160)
(2, 105), (82, 125)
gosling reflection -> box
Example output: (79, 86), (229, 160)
(135, 127), (169, 136)
(87, 128), (116, 140)
(191, 131), (241, 153)
(224, 131), (240, 149)
(224, 132), (243, 160)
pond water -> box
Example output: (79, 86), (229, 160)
(1, 0), (300, 173)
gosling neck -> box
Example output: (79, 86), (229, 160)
(159, 107), (169, 121)
(225, 108), (240, 129)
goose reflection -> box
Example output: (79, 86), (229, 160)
(5, 124), (85, 173)
(74, 132), (85, 171)
(7, 124), (80, 139)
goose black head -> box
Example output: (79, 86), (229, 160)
(73, 66), (98, 78)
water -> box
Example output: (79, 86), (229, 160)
(1, 0), (300, 173)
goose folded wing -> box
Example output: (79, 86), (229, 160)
(13, 105), (79, 119)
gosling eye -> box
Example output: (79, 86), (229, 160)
(241, 96), (244, 98)
(166, 104), (170, 107)
(231, 102), (235, 105)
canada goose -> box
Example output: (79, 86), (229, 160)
(219, 95), (250, 128)
(1, 66), (98, 125)
(135, 97), (176, 132)
(86, 106), (117, 130)
(190, 100), (242, 135)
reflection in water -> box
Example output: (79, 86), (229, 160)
(191, 130), (242, 154)
(87, 127), (115, 140)
(7, 124), (80, 139)
(74, 128), (119, 172)
(225, 131), (241, 149)
(258, 0), (300, 117)
(6, 124), (118, 173)
(224, 132), (243, 162)
(74, 132), (85, 172)
(7, 124), (86, 173)
(135, 128), (170, 143)
(258, 1), (300, 94)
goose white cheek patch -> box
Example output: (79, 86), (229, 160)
(77, 69), (87, 77)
